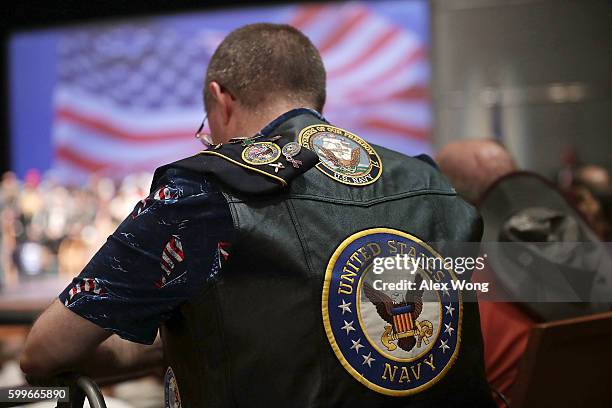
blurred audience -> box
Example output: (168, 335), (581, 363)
(0, 170), (151, 287)
(0, 170), (161, 407)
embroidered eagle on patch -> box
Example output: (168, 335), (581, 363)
(363, 274), (428, 352)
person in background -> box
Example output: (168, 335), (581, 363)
(435, 139), (517, 204)
(570, 165), (611, 240)
(436, 139), (530, 402)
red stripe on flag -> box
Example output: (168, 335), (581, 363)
(348, 86), (429, 106)
(328, 27), (402, 78)
(389, 86), (429, 101)
(55, 108), (192, 143)
(348, 47), (425, 95)
(290, 4), (325, 29)
(360, 119), (429, 141)
(55, 146), (112, 173)
(169, 237), (184, 260)
(318, 8), (368, 54)
(162, 250), (175, 267)
(55, 145), (163, 174)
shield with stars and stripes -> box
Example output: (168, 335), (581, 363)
(391, 305), (414, 333)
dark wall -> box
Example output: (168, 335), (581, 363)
(431, 0), (612, 176)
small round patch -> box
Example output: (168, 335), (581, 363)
(241, 142), (282, 165)
(164, 366), (182, 408)
(322, 228), (462, 396)
(298, 124), (382, 186)
(282, 141), (302, 158)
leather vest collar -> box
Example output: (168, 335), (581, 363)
(152, 108), (326, 195)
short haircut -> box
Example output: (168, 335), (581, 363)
(204, 23), (326, 113)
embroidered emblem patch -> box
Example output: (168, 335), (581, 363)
(322, 228), (462, 396)
(164, 366), (182, 408)
(282, 141), (301, 158)
(241, 142), (282, 165)
(298, 124), (382, 186)
(282, 141), (303, 168)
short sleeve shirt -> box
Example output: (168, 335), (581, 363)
(59, 168), (234, 344)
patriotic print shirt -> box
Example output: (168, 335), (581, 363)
(59, 167), (234, 344)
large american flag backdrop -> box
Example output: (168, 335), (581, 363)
(51, 1), (430, 181)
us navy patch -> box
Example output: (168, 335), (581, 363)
(164, 366), (182, 408)
(298, 124), (382, 186)
(322, 228), (462, 396)
(241, 142), (281, 165)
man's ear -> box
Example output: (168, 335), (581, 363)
(208, 81), (234, 126)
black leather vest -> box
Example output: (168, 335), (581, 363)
(159, 110), (494, 407)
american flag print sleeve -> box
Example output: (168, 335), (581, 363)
(59, 168), (234, 344)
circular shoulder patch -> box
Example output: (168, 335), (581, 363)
(241, 142), (281, 165)
(322, 228), (462, 396)
(298, 125), (382, 186)
(164, 366), (182, 408)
